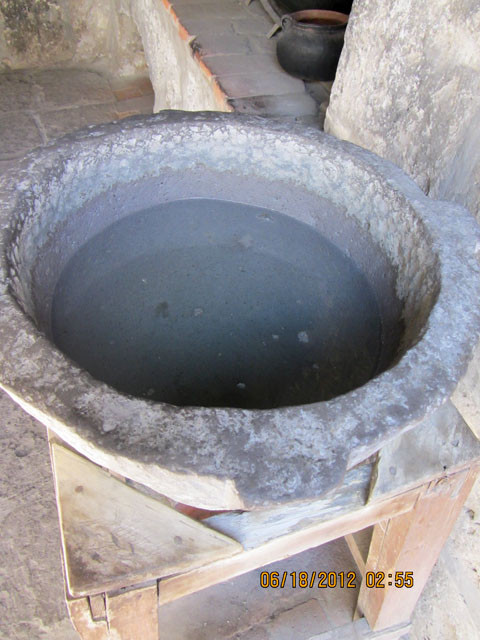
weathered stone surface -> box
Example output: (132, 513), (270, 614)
(40, 104), (120, 141)
(32, 69), (115, 111)
(131, 0), (228, 112)
(217, 71), (304, 99)
(229, 92), (318, 117)
(325, 0), (480, 220)
(0, 70), (36, 112)
(1, 112), (480, 511)
(0, 112), (42, 159)
(0, 0), (147, 77)
(0, 391), (77, 640)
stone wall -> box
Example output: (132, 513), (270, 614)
(325, 0), (480, 220)
(131, 0), (227, 112)
(0, 0), (146, 77)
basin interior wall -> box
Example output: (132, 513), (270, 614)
(7, 117), (439, 413)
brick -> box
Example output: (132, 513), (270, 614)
(0, 112), (42, 158)
(33, 70), (115, 111)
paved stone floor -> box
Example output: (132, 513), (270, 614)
(0, 68), (479, 640)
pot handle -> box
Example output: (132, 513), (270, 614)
(281, 14), (293, 30)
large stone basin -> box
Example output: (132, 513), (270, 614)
(1, 112), (480, 510)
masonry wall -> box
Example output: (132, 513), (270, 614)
(325, 0), (480, 220)
(0, 0), (146, 76)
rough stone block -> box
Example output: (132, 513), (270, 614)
(0, 112), (42, 158)
(131, 0), (227, 111)
(39, 104), (118, 141)
(325, 0), (480, 220)
(108, 75), (154, 96)
(115, 94), (155, 118)
(0, 72), (36, 113)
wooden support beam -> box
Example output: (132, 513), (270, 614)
(158, 484), (420, 606)
(345, 527), (373, 577)
(358, 466), (479, 631)
(51, 444), (242, 597)
(106, 584), (158, 640)
(67, 596), (109, 640)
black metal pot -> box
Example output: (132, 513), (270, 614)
(276, 10), (348, 82)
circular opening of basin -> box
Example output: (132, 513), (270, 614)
(49, 197), (402, 409)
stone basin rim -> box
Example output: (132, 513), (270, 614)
(1, 111), (480, 511)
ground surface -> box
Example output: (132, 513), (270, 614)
(0, 68), (479, 640)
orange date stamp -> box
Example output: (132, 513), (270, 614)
(259, 571), (414, 589)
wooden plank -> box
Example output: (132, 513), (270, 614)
(67, 597), (109, 640)
(205, 462), (373, 549)
(106, 584), (158, 640)
(158, 483), (421, 606)
(358, 466), (479, 630)
(345, 527), (373, 576)
(369, 401), (480, 502)
(51, 444), (242, 597)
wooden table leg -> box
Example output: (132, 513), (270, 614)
(358, 466), (478, 631)
(68, 584), (159, 639)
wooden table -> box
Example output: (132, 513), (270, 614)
(48, 400), (480, 639)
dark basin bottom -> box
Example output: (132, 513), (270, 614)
(51, 198), (392, 409)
